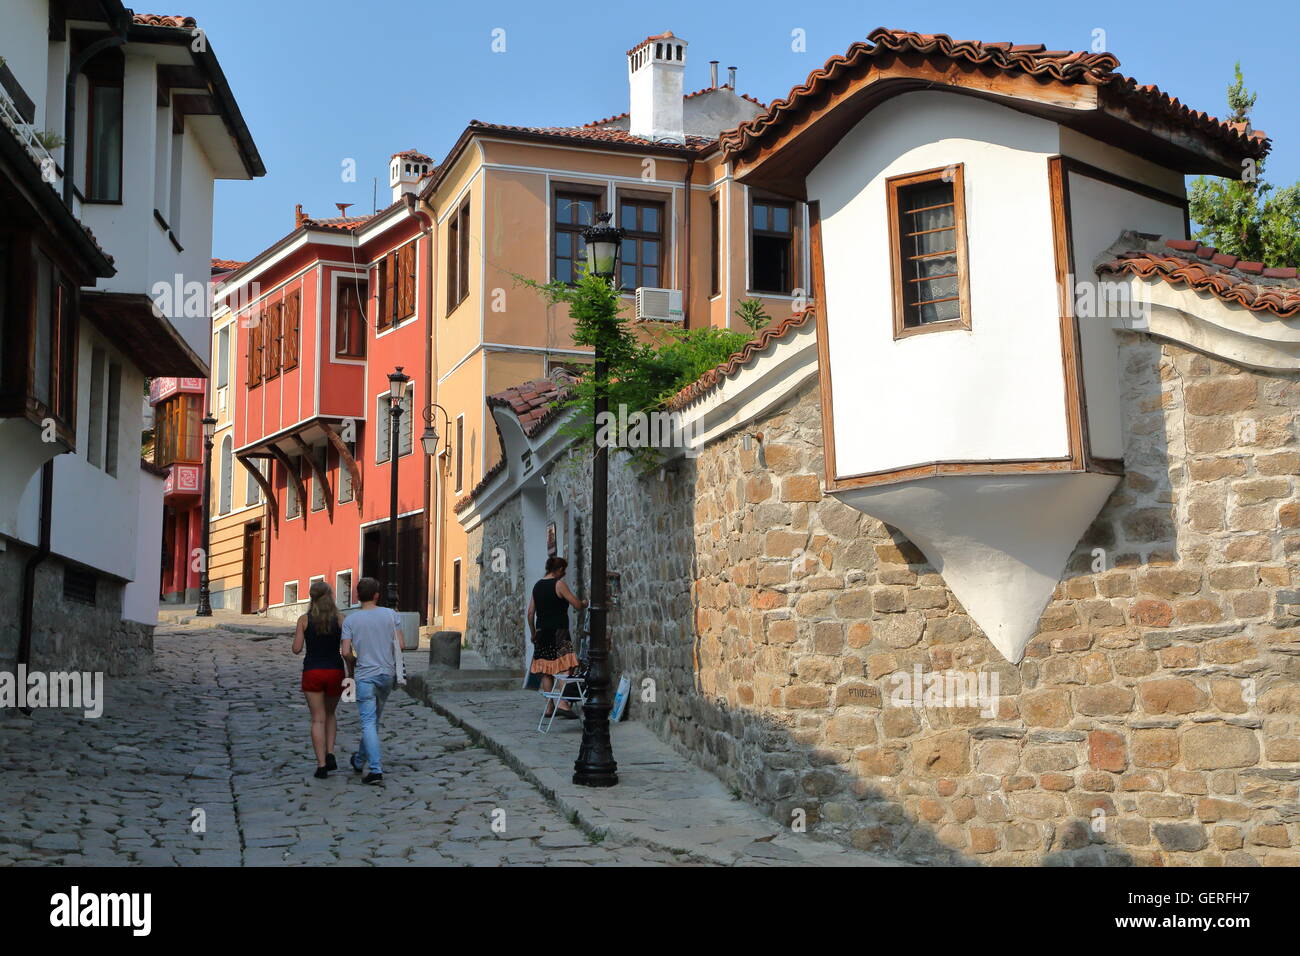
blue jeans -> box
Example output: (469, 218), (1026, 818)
(352, 675), (393, 774)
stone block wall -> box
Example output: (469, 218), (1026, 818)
(465, 494), (526, 666)
(0, 547), (154, 677)
(465, 332), (1300, 865)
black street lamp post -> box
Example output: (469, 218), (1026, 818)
(573, 212), (624, 788)
(196, 413), (218, 617)
(386, 367), (411, 610)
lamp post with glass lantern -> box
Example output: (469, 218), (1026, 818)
(196, 413), (218, 616)
(573, 211), (624, 788)
(386, 367), (411, 610)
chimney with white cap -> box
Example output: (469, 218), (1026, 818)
(389, 149), (433, 203)
(627, 32), (687, 144)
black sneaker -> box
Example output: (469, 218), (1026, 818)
(325, 753), (338, 772)
(314, 767), (329, 779)
(362, 772), (384, 785)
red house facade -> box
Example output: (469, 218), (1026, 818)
(152, 375), (207, 602)
(217, 162), (434, 619)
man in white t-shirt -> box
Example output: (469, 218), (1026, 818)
(341, 577), (401, 784)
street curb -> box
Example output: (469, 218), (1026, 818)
(403, 677), (718, 865)
(402, 678), (898, 867)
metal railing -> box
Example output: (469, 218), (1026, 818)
(0, 80), (61, 190)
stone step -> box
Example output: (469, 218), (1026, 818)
(407, 668), (520, 700)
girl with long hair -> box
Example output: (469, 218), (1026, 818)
(292, 580), (347, 778)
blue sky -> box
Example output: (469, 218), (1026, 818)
(194, 0), (1300, 261)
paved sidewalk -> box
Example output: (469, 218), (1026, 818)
(407, 686), (905, 867)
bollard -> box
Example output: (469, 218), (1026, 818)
(430, 630), (462, 669)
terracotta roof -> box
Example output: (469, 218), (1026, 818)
(627, 31), (678, 57)
(1099, 237), (1300, 318)
(453, 376), (575, 513)
(467, 119), (715, 153)
(211, 258), (245, 274)
(667, 310), (818, 409)
(582, 85), (767, 129)
(132, 14), (197, 28)
(721, 27), (1269, 164)
(392, 149), (433, 164)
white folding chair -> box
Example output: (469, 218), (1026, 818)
(537, 674), (587, 733)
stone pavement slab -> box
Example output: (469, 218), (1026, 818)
(406, 688), (906, 867)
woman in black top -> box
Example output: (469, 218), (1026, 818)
(292, 580), (347, 778)
(527, 556), (587, 720)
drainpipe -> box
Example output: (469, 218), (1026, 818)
(407, 193), (437, 624)
(682, 157), (695, 328)
(17, 461), (55, 713)
(62, 10), (129, 205)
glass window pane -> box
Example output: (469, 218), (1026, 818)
(643, 240), (659, 267)
(621, 238), (634, 262)
(555, 232), (571, 256)
(620, 264), (636, 289)
(555, 259), (572, 284)
(643, 205), (659, 234)
(644, 266), (659, 288)
(915, 254), (957, 279)
(577, 199), (594, 224)
(621, 204), (637, 231)
(909, 227), (956, 257)
(556, 198), (572, 225)
(772, 205), (790, 233)
(915, 274), (958, 303)
(753, 204), (768, 231)
(918, 298), (961, 325)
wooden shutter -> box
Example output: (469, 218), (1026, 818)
(248, 319), (262, 386)
(265, 301), (281, 378)
(283, 292), (300, 370)
(377, 257), (390, 330)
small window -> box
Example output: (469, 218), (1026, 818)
(244, 457), (263, 505)
(454, 414), (464, 492)
(887, 165), (970, 335)
(336, 278), (367, 357)
(447, 198), (470, 312)
(710, 195), (721, 297)
(750, 198), (794, 294)
(338, 440), (356, 503)
(63, 566), (98, 605)
(336, 570), (353, 608)
(553, 189), (599, 284)
(451, 558), (462, 615)
(219, 434), (233, 514)
(283, 581), (299, 605)
(618, 198), (664, 291)
(216, 325), (230, 388)
(85, 67), (123, 203)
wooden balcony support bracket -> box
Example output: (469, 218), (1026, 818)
(237, 453), (279, 533)
(291, 434), (333, 521)
(266, 445), (307, 529)
(324, 424), (363, 513)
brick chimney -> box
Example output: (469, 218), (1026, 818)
(294, 203), (307, 228)
(627, 32), (686, 144)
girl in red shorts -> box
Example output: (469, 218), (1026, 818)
(292, 580), (347, 778)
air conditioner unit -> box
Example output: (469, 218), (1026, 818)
(635, 287), (684, 323)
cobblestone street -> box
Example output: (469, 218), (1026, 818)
(0, 626), (699, 866)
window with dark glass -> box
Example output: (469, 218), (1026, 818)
(85, 52), (123, 203)
(619, 198), (663, 290)
(336, 278), (367, 357)
(888, 165), (970, 334)
(447, 199), (470, 312)
(750, 198), (794, 294)
(376, 254), (391, 330)
(553, 190), (598, 284)
(452, 558), (462, 615)
(710, 195), (721, 297)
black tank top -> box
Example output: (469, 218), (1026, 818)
(302, 617), (345, 672)
(532, 578), (570, 632)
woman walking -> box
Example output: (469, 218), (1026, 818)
(527, 556), (586, 720)
(292, 580), (347, 778)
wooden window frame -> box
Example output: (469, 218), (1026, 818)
(617, 195), (666, 291)
(886, 164), (972, 339)
(264, 300), (282, 379)
(451, 558), (462, 615)
(282, 291), (300, 371)
(247, 313), (263, 388)
(0, 242), (78, 438)
(749, 195), (797, 295)
(551, 185), (603, 285)
(336, 277), (367, 357)
(446, 198), (470, 314)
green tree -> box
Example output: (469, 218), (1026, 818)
(1188, 63), (1300, 265)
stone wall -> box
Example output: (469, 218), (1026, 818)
(466, 332), (1300, 865)
(0, 547), (154, 677)
(465, 494), (526, 667)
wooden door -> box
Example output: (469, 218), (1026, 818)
(241, 521), (262, 613)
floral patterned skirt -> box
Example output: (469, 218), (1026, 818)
(531, 627), (579, 675)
